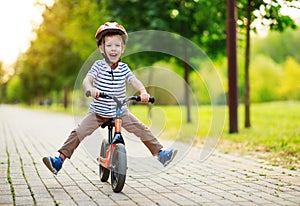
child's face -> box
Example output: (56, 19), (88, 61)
(99, 35), (125, 64)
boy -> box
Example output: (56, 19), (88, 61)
(43, 22), (177, 175)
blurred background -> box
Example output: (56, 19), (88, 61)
(1, 0), (299, 107)
(0, 0), (299, 169)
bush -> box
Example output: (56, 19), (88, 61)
(6, 76), (22, 103)
(279, 57), (300, 100)
(250, 55), (283, 102)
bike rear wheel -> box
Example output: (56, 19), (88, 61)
(111, 143), (127, 193)
(99, 139), (110, 182)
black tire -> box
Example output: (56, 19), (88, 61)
(111, 143), (127, 193)
(99, 139), (110, 182)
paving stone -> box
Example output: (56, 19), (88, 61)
(0, 194), (13, 204)
(1, 105), (300, 206)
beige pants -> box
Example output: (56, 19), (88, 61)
(58, 110), (163, 158)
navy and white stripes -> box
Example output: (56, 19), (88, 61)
(88, 59), (135, 118)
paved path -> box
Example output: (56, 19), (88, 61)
(0, 105), (299, 206)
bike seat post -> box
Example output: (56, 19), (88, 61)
(108, 125), (113, 144)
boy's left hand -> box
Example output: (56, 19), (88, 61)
(140, 92), (150, 103)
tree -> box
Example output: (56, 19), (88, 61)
(104, 0), (227, 123)
(19, 0), (102, 106)
(252, 28), (300, 63)
(279, 57), (300, 100)
(0, 61), (6, 102)
(250, 55), (282, 102)
(6, 76), (22, 103)
(237, 0), (298, 128)
(64, 0), (104, 60)
(227, 0), (239, 133)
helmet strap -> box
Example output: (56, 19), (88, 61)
(101, 51), (119, 81)
(102, 47), (121, 69)
(101, 52), (112, 64)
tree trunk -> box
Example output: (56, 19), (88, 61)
(183, 43), (191, 123)
(244, 0), (251, 128)
(64, 86), (69, 109)
(226, 0), (238, 133)
(38, 89), (43, 105)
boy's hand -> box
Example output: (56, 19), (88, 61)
(140, 92), (150, 103)
(90, 87), (101, 98)
(129, 77), (150, 102)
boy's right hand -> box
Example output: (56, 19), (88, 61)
(88, 88), (101, 98)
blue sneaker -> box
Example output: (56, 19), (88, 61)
(42, 156), (63, 175)
(158, 149), (178, 167)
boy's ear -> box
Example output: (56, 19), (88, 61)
(99, 44), (104, 53)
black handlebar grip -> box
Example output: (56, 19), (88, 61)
(99, 92), (106, 98)
(149, 97), (155, 104)
(136, 96), (155, 104)
(86, 90), (106, 98)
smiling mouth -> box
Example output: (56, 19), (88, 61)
(109, 54), (118, 58)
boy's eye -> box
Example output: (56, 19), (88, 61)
(105, 44), (121, 48)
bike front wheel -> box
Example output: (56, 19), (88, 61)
(99, 139), (110, 182)
(111, 143), (127, 193)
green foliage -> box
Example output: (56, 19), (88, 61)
(105, 0), (227, 60)
(3, 0), (299, 106)
(0, 61), (4, 83)
(212, 54), (300, 103)
(252, 28), (300, 63)
(237, 0), (297, 33)
(16, 0), (103, 104)
(64, 0), (104, 60)
(250, 55), (283, 102)
(6, 76), (22, 102)
(279, 57), (300, 100)
(190, 71), (210, 105)
(0, 61), (6, 102)
(19, 0), (76, 102)
(237, 0), (298, 127)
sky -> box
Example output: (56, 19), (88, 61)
(0, 0), (53, 66)
(0, 0), (299, 69)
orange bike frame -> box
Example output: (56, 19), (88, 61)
(98, 117), (123, 168)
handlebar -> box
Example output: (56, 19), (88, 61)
(85, 90), (155, 104)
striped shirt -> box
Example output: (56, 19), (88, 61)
(88, 59), (135, 118)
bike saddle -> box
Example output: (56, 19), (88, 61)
(101, 119), (114, 128)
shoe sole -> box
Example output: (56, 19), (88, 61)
(42, 157), (57, 175)
(163, 149), (178, 167)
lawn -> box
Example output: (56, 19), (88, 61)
(129, 101), (300, 170)
(220, 101), (300, 170)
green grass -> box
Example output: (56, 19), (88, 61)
(128, 104), (213, 145)
(220, 101), (300, 170)
(6, 148), (15, 205)
(129, 101), (300, 170)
